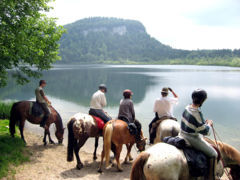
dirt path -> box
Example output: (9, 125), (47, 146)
(5, 131), (230, 180)
(11, 131), (131, 180)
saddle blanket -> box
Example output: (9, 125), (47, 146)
(163, 136), (209, 177)
(29, 102), (51, 118)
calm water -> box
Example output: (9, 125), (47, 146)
(1, 64), (240, 149)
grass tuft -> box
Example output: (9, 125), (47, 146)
(0, 120), (30, 178)
(0, 102), (14, 119)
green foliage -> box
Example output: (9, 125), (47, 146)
(58, 17), (240, 67)
(0, 0), (66, 87)
(0, 120), (29, 178)
(0, 101), (14, 119)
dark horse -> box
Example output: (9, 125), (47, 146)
(9, 101), (64, 145)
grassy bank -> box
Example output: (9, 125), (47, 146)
(0, 120), (30, 179)
(0, 102), (14, 119)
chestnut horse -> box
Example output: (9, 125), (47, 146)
(9, 101), (64, 145)
(154, 119), (180, 143)
(67, 112), (103, 169)
(130, 139), (240, 180)
(98, 119), (147, 173)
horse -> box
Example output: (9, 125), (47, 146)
(67, 112), (103, 169)
(9, 101), (64, 145)
(98, 119), (147, 173)
(130, 139), (240, 180)
(154, 119), (180, 143)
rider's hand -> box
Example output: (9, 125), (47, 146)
(205, 119), (213, 127)
(168, 87), (173, 92)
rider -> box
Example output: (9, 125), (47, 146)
(89, 84), (112, 123)
(35, 80), (51, 127)
(118, 89), (135, 123)
(179, 89), (217, 180)
(149, 87), (178, 144)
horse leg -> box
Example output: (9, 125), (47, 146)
(115, 144), (123, 172)
(75, 136), (88, 170)
(98, 148), (105, 173)
(124, 143), (133, 163)
(43, 130), (47, 146)
(19, 119), (26, 144)
(93, 137), (99, 160)
(47, 129), (55, 144)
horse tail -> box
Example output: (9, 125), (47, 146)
(103, 122), (113, 167)
(67, 118), (75, 162)
(130, 152), (150, 180)
(9, 102), (20, 137)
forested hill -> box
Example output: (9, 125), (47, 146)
(59, 17), (240, 66)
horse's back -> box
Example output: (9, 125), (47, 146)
(70, 112), (98, 138)
(156, 119), (180, 143)
(108, 119), (133, 144)
(144, 143), (188, 180)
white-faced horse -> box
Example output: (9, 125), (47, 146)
(130, 139), (240, 180)
(154, 119), (180, 143)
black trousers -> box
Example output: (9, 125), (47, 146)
(149, 112), (159, 143)
(89, 108), (112, 123)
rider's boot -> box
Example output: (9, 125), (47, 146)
(208, 157), (216, 180)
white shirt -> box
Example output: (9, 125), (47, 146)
(153, 96), (178, 118)
(90, 90), (107, 109)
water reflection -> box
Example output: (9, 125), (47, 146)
(1, 65), (240, 149)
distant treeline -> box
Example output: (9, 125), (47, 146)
(58, 17), (240, 66)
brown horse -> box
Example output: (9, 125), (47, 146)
(67, 112), (103, 169)
(98, 119), (147, 173)
(9, 101), (64, 145)
(130, 138), (240, 180)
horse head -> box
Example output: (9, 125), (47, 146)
(136, 137), (147, 152)
(55, 128), (64, 144)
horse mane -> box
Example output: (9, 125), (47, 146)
(205, 137), (240, 165)
(218, 141), (240, 164)
(130, 151), (149, 180)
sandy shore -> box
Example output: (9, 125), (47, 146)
(2, 130), (230, 180)
(7, 131), (132, 180)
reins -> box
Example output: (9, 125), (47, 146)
(212, 125), (232, 180)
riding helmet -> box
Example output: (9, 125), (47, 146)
(192, 89), (207, 106)
(99, 84), (107, 92)
(123, 89), (133, 98)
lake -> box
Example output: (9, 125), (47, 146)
(1, 64), (240, 149)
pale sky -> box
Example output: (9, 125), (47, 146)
(47, 0), (240, 50)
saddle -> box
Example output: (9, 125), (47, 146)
(163, 136), (220, 177)
(29, 102), (45, 117)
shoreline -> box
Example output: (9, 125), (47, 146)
(7, 129), (229, 180)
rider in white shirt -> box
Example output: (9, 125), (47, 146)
(149, 87), (178, 144)
(89, 84), (111, 123)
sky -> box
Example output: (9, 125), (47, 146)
(47, 0), (240, 50)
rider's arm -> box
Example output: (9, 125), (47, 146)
(40, 90), (50, 104)
(168, 88), (178, 98)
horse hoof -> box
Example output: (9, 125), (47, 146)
(117, 168), (123, 172)
(44, 142), (47, 146)
(93, 156), (97, 161)
(129, 157), (133, 161)
(98, 169), (102, 173)
(50, 141), (55, 144)
(76, 164), (83, 170)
